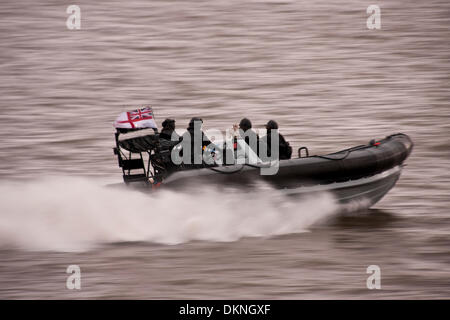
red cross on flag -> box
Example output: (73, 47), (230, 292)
(114, 106), (157, 130)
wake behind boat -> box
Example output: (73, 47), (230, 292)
(112, 107), (413, 209)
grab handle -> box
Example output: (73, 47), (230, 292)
(298, 147), (309, 158)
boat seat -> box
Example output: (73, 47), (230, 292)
(121, 158), (145, 170)
(123, 173), (148, 183)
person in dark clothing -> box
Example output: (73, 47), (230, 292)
(184, 117), (212, 165)
(159, 118), (180, 141)
(159, 118), (181, 155)
(155, 118), (181, 174)
(186, 117), (211, 147)
(238, 118), (260, 156)
(262, 120), (292, 160)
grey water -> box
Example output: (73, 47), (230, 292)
(0, 0), (449, 299)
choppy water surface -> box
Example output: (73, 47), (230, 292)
(0, 0), (449, 299)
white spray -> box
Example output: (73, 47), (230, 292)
(0, 177), (338, 252)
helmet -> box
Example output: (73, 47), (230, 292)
(239, 118), (252, 131)
(162, 118), (175, 128)
(266, 120), (278, 130)
(188, 117), (203, 129)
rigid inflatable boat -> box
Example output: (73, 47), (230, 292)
(112, 107), (413, 208)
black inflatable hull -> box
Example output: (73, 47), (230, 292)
(161, 133), (413, 208)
